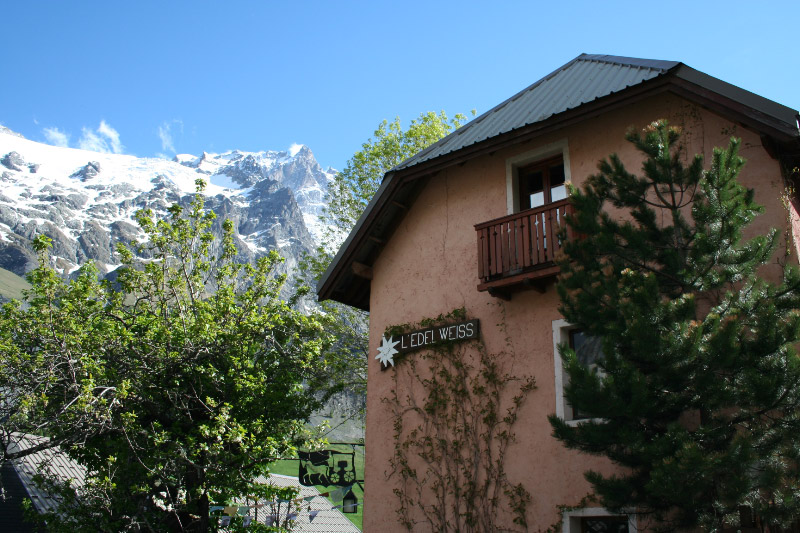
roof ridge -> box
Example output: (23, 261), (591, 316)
(388, 54), (588, 174)
(577, 53), (682, 72)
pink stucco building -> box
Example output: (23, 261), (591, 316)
(318, 55), (800, 532)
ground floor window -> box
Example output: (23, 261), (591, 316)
(581, 516), (630, 533)
(562, 508), (634, 533)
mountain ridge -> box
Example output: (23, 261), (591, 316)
(0, 127), (334, 284)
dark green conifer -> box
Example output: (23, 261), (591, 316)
(550, 120), (800, 531)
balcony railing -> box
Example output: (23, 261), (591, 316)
(475, 199), (571, 296)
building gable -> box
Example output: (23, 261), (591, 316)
(317, 54), (800, 310)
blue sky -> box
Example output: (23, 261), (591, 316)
(1, 1), (797, 172)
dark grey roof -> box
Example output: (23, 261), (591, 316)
(392, 54), (681, 172)
(0, 462), (38, 532)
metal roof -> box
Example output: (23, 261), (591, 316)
(8, 434), (86, 515)
(245, 474), (362, 532)
(392, 54), (681, 173)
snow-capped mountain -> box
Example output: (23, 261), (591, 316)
(0, 126), (335, 280)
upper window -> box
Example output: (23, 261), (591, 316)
(505, 139), (571, 215)
(518, 155), (567, 210)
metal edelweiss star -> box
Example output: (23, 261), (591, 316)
(376, 335), (399, 367)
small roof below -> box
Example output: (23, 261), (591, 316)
(245, 474), (362, 532)
(3, 438), (362, 532)
(8, 434), (86, 515)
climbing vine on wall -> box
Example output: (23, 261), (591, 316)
(384, 308), (536, 532)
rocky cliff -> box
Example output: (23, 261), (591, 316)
(0, 129), (333, 283)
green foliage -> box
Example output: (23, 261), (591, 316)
(387, 309), (535, 531)
(0, 240), (121, 462)
(1, 183), (334, 532)
(295, 252), (368, 399)
(551, 121), (800, 531)
(324, 110), (473, 240)
(302, 110), (475, 398)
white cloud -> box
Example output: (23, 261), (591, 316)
(78, 127), (108, 152)
(78, 120), (125, 154)
(157, 119), (183, 156)
(159, 123), (174, 153)
(97, 120), (123, 154)
(43, 127), (70, 147)
(288, 143), (303, 157)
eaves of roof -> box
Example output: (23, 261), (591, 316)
(317, 55), (800, 311)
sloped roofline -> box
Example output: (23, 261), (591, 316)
(389, 54), (682, 174)
(318, 54), (800, 310)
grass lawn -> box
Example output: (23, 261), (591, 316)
(0, 267), (29, 301)
(269, 446), (364, 531)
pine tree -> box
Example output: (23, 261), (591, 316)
(550, 121), (800, 531)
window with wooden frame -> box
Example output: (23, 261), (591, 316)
(517, 155), (567, 211)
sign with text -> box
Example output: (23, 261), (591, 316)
(375, 319), (480, 368)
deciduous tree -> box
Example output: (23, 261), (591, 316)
(324, 110), (473, 242)
(1, 181), (332, 532)
(305, 110), (474, 398)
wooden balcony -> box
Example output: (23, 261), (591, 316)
(475, 199), (571, 298)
